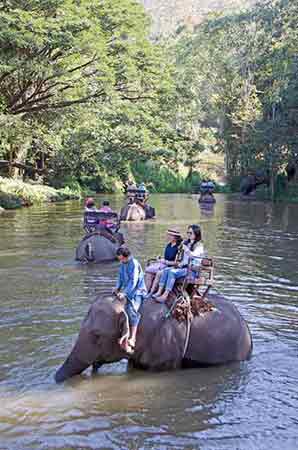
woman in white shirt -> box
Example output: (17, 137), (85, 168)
(154, 224), (204, 302)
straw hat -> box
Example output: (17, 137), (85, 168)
(167, 228), (182, 237)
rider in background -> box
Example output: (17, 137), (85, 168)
(98, 200), (113, 213)
(154, 225), (204, 302)
(98, 200), (115, 231)
(84, 197), (97, 212)
(137, 182), (147, 200)
(207, 180), (215, 193)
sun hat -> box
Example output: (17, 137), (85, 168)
(167, 228), (182, 237)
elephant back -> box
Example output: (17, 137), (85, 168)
(183, 293), (252, 364)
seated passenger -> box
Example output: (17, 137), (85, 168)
(98, 200), (116, 231)
(137, 182), (148, 202)
(207, 180), (215, 193)
(83, 198), (100, 232)
(84, 197), (97, 212)
(126, 181), (137, 202)
(138, 182), (147, 193)
(145, 229), (182, 294)
(98, 200), (112, 213)
(200, 180), (208, 194)
(154, 224), (204, 302)
(113, 246), (147, 354)
(126, 180), (137, 193)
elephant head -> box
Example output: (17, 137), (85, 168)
(55, 297), (129, 383)
(120, 203), (146, 221)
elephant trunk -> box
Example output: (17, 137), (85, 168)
(55, 326), (101, 383)
(55, 352), (90, 383)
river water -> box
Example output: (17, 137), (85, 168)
(0, 194), (297, 450)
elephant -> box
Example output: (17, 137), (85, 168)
(120, 202), (155, 221)
(198, 181), (216, 204)
(75, 230), (124, 263)
(240, 169), (270, 196)
(55, 292), (253, 383)
(199, 202), (215, 217)
(198, 193), (216, 204)
(286, 160), (298, 182)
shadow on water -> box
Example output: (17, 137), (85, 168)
(0, 194), (298, 449)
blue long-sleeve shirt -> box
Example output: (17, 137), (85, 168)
(116, 257), (147, 299)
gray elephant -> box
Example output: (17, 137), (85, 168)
(76, 210), (124, 263)
(75, 230), (124, 263)
(198, 193), (216, 204)
(198, 180), (216, 204)
(55, 293), (252, 382)
(240, 169), (270, 196)
(120, 202), (155, 221)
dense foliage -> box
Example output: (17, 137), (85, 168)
(0, 0), (182, 191)
(1, 0), (298, 199)
(174, 0), (298, 198)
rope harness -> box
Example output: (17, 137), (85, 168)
(164, 289), (214, 358)
(162, 256), (215, 358)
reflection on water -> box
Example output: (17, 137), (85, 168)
(0, 194), (298, 449)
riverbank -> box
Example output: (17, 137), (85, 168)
(0, 177), (83, 211)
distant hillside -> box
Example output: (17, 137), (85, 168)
(141, 0), (255, 35)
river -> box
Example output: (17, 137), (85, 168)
(0, 194), (297, 449)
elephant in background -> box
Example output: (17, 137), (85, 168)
(286, 160), (298, 182)
(198, 193), (216, 204)
(55, 293), (253, 383)
(240, 169), (270, 196)
(120, 202), (155, 221)
(198, 180), (216, 204)
(75, 230), (124, 263)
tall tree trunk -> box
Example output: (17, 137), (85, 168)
(11, 138), (31, 179)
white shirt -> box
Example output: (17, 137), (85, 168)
(180, 241), (204, 267)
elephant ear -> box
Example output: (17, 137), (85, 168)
(84, 299), (118, 338)
(118, 310), (130, 346)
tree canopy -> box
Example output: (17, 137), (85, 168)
(1, 0), (298, 198)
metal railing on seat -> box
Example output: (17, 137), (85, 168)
(186, 256), (214, 287)
(83, 211), (120, 234)
(177, 255), (214, 300)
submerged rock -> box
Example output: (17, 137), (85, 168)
(0, 191), (23, 209)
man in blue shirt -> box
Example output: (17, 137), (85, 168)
(114, 247), (147, 353)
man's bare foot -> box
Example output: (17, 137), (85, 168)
(128, 338), (136, 350)
(119, 339), (134, 354)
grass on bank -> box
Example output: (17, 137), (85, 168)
(0, 177), (83, 209)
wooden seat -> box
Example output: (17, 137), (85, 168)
(186, 257), (214, 287)
(175, 257), (214, 299)
(84, 211), (120, 234)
